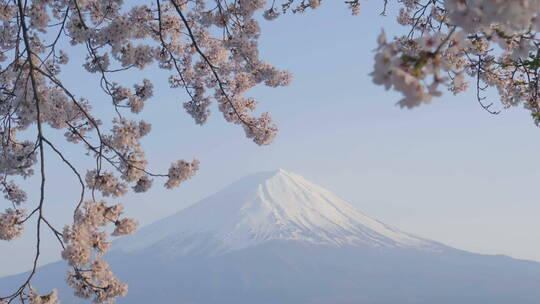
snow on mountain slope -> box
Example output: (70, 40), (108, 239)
(115, 169), (442, 256)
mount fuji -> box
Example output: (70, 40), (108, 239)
(1, 169), (540, 303)
(115, 169), (442, 255)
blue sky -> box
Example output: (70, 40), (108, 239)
(1, 1), (540, 276)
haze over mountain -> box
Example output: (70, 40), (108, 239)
(1, 169), (540, 303)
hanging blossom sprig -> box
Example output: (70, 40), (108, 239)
(0, 0), (291, 302)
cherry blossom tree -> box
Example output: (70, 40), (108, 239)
(2, 0), (540, 303)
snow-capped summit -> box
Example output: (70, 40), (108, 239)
(115, 169), (440, 255)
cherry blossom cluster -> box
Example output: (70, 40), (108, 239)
(165, 159), (200, 189)
(0, 208), (26, 240)
(372, 29), (471, 108)
(61, 201), (135, 303)
(2, 181), (27, 205)
(0, 287), (60, 304)
(28, 288), (60, 304)
(370, 0), (540, 119)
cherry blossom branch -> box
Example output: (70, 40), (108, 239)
(168, 0), (261, 133)
(2, 0), (48, 301)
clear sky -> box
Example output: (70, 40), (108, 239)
(1, 1), (540, 277)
